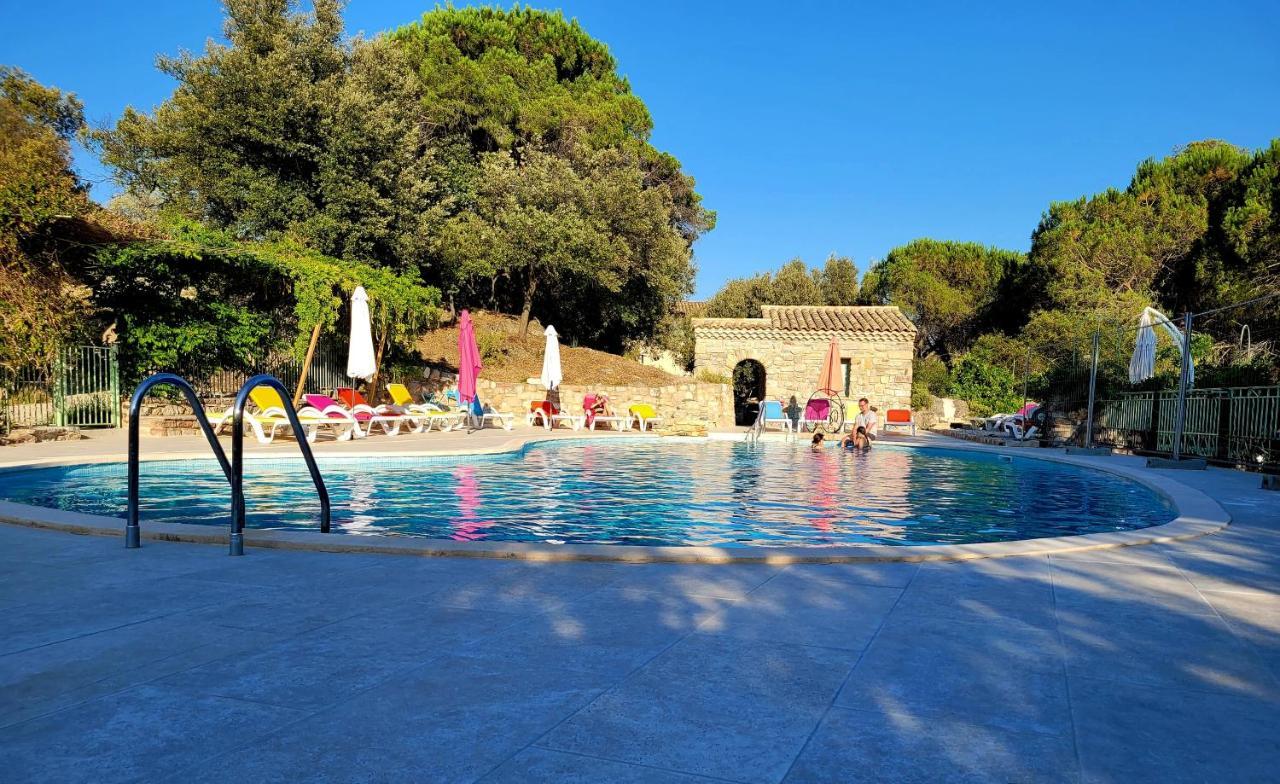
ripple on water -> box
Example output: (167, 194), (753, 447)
(0, 440), (1176, 547)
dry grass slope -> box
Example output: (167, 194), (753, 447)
(414, 311), (679, 386)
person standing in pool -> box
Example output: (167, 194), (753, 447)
(852, 398), (878, 441)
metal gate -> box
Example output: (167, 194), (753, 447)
(2, 346), (120, 431)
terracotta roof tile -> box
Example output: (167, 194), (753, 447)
(759, 305), (916, 334)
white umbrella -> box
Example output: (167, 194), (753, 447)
(539, 324), (562, 390)
(1128, 309), (1157, 384)
(346, 286), (377, 380)
(1129, 306), (1194, 386)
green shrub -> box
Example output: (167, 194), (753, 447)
(696, 369), (731, 385)
(475, 331), (508, 364)
(951, 354), (1022, 417)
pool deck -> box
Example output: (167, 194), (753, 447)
(1, 428), (1278, 781)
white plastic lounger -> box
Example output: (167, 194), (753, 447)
(211, 403), (356, 445)
(467, 405), (515, 431)
(527, 402), (582, 431)
(305, 393), (425, 438)
(385, 384), (463, 431)
(627, 403), (664, 432)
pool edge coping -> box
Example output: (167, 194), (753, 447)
(0, 434), (1231, 564)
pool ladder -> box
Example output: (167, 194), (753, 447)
(127, 373), (331, 555)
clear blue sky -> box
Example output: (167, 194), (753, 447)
(4, 1), (1279, 297)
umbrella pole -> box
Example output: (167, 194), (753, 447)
(292, 323), (323, 406)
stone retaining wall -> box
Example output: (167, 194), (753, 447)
(475, 379), (733, 428)
(128, 377), (733, 434)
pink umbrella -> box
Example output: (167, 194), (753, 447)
(457, 309), (482, 404)
(817, 336), (842, 393)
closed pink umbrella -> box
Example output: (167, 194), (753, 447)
(817, 336), (842, 392)
(457, 309), (482, 405)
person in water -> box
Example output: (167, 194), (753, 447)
(810, 432), (826, 449)
(841, 426), (872, 450)
(852, 397), (878, 441)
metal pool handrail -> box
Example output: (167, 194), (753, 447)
(229, 375), (331, 556)
(127, 373), (234, 549)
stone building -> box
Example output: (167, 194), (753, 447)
(692, 305), (916, 422)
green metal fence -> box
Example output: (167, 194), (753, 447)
(190, 345), (346, 402)
(2, 346), (120, 432)
(1095, 385), (1279, 468)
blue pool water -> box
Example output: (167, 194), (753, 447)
(0, 440), (1175, 547)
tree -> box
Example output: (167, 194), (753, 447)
(770, 259), (823, 305)
(704, 256), (858, 318)
(97, 2), (712, 350)
(818, 254), (859, 305)
(859, 239), (1023, 362)
(436, 145), (692, 348)
(392, 6), (713, 330)
(88, 219), (442, 384)
(0, 67), (92, 367)
(95, 0), (439, 272)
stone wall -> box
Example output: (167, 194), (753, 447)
(692, 331), (914, 411)
(475, 378), (733, 428)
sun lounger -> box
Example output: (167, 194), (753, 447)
(583, 394), (628, 431)
(330, 389), (425, 437)
(212, 386), (356, 444)
(758, 400), (792, 433)
(527, 401), (581, 430)
(468, 399), (515, 430)
(386, 383), (463, 431)
(627, 403), (664, 432)
(882, 408), (916, 436)
(799, 398), (831, 432)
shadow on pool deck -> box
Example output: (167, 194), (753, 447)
(0, 465), (1276, 782)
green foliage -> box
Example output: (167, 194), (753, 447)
(911, 356), (951, 410)
(704, 256), (860, 318)
(695, 369), (731, 385)
(88, 219), (442, 383)
(860, 239), (1024, 362)
(96, 2), (712, 354)
(437, 144), (694, 349)
(0, 67), (92, 368)
(818, 254), (859, 305)
(390, 5), (649, 155)
(93, 0), (443, 272)
(475, 330), (508, 364)
(950, 354), (1023, 417)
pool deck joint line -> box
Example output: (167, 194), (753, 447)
(0, 431), (1231, 564)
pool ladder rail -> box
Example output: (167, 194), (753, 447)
(127, 373), (331, 555)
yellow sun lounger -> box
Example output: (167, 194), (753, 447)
(211, 385), (356, 445)
(386, 383), (464, 431)
(627, 403), (664, 432)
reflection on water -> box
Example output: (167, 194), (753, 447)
(0, 441), (1176, 547)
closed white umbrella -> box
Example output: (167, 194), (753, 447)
(1130, 307), (1194, 386)
(346, 286), (377, 381)
(540, 324), (563, 390)
(1129, 309), (1157, 384)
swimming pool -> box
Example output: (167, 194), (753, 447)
(0, 440), (1176, 547)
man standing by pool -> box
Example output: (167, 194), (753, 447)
(852, 397), (878, 441)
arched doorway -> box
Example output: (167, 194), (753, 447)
(732, 359), (766, 425)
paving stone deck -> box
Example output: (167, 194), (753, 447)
(0, 433), (1277, 782)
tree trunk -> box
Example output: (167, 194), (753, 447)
(292, 323), (323, 407)
(517, 268), (538, 335)
(366, 327), (389, 406)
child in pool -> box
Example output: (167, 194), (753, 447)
(841, 426), (872, 450)
(810, 432), (826, 449)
